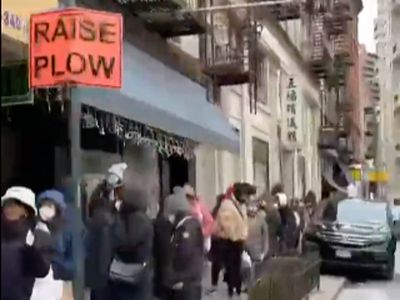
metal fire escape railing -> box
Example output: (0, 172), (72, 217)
(313, 0), (356, 159)
(202, 2), (261, 112)
(116, 0), (206, 37)
(326, 0), (352, 35)
(310, 13), (333, 76)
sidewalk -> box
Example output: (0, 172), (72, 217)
(202, 273), (346, 300)
(202, 262), (247, 300)
(309, 276), (347, 300)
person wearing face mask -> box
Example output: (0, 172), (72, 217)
(160, 186), (204, 300)
(30, 190), (74, 300)
(183, 184), (214, 253)
(215, 182), (256, 297)
(85, 162), (127, 300)
(1, 186), (52, 300)
(108, 188), (154, 300)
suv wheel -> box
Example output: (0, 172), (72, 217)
(382, 252), (395, 280)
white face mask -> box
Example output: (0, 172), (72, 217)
(115, 200), (122, 211)
(168, 215), (175, 224)
(39, 206), (56, 221)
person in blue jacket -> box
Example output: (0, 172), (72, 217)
(31, 190), (74, 300)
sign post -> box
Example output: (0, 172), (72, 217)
(29, 6), (123, 300)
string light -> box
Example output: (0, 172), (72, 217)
(81, 105), (196, 159)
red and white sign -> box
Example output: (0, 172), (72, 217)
(29, 7), (122, 89)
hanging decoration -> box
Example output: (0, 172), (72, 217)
(33, 87), (67, 114)
(81, 105), (196, 160)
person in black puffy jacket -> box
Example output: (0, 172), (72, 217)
(1, 186), (51, 300)
(109, 188), (154, 300)
(162, 187), (204, 300)
(153, 211), (174, 299)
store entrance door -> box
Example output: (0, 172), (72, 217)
(168, 154), (189, 192)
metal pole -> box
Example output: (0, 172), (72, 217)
(240, 84), (247, 182)
(62, 1), (85, 299)
(69, 88), (84, 300)
(375, 105), (385, 200)
(180, 0), (295, 14)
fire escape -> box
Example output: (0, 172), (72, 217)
(307, 0), (356, 163)
(117, 0), (206, 38)
(202, 2), (261, 112)
(331, 0), (357, 161)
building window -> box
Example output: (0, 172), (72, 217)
(257, 56), (268, 105)
(269, 63), (278, 105)
(252, 138), (270, 195)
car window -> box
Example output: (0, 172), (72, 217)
(318, 198), (387, 224)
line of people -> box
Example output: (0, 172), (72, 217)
(84, 163), (262, 300)
(1, 161), (317, 300)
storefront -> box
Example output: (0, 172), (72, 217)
(2, 3), (239, 207)
(75, 39), (239, 214)
(1, 0), (61, 193)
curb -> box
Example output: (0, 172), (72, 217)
(308, 276), (347, 300)
(331, 278), (347, 300)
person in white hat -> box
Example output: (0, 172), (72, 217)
(85, 162), (128, 300)
(1, 186), (52, 300)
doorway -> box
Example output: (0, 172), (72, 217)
(168, 154), (189, 191)
(158, 153), (195, 210)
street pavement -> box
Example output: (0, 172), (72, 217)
(336, 243), (400, 300)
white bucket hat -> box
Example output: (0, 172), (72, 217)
(1, 186), (37, 215)
(106, 162), (128, 188)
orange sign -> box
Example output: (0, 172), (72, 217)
(29, 7), (122, 89)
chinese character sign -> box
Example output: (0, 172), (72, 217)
(283, 77), (303, 146)
(286, 78), (298, 143)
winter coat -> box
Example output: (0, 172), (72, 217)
(1, 221), (51, 300)
(113, 194), (153, 264)
(279, 207), (300, 250)
(153, 215), (174, 298)
(191, 198), (214, 238)
(164, 213), (204, 288)
(31, 191), (75, 300)
(36, 190), (75, 281)
(215, 198), (248, 242)
(245, 211), (269, 262)
(110, 193), (154, 300)
(85, 205), (115, 289)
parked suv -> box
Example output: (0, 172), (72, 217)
(305, 198), (397, 280)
